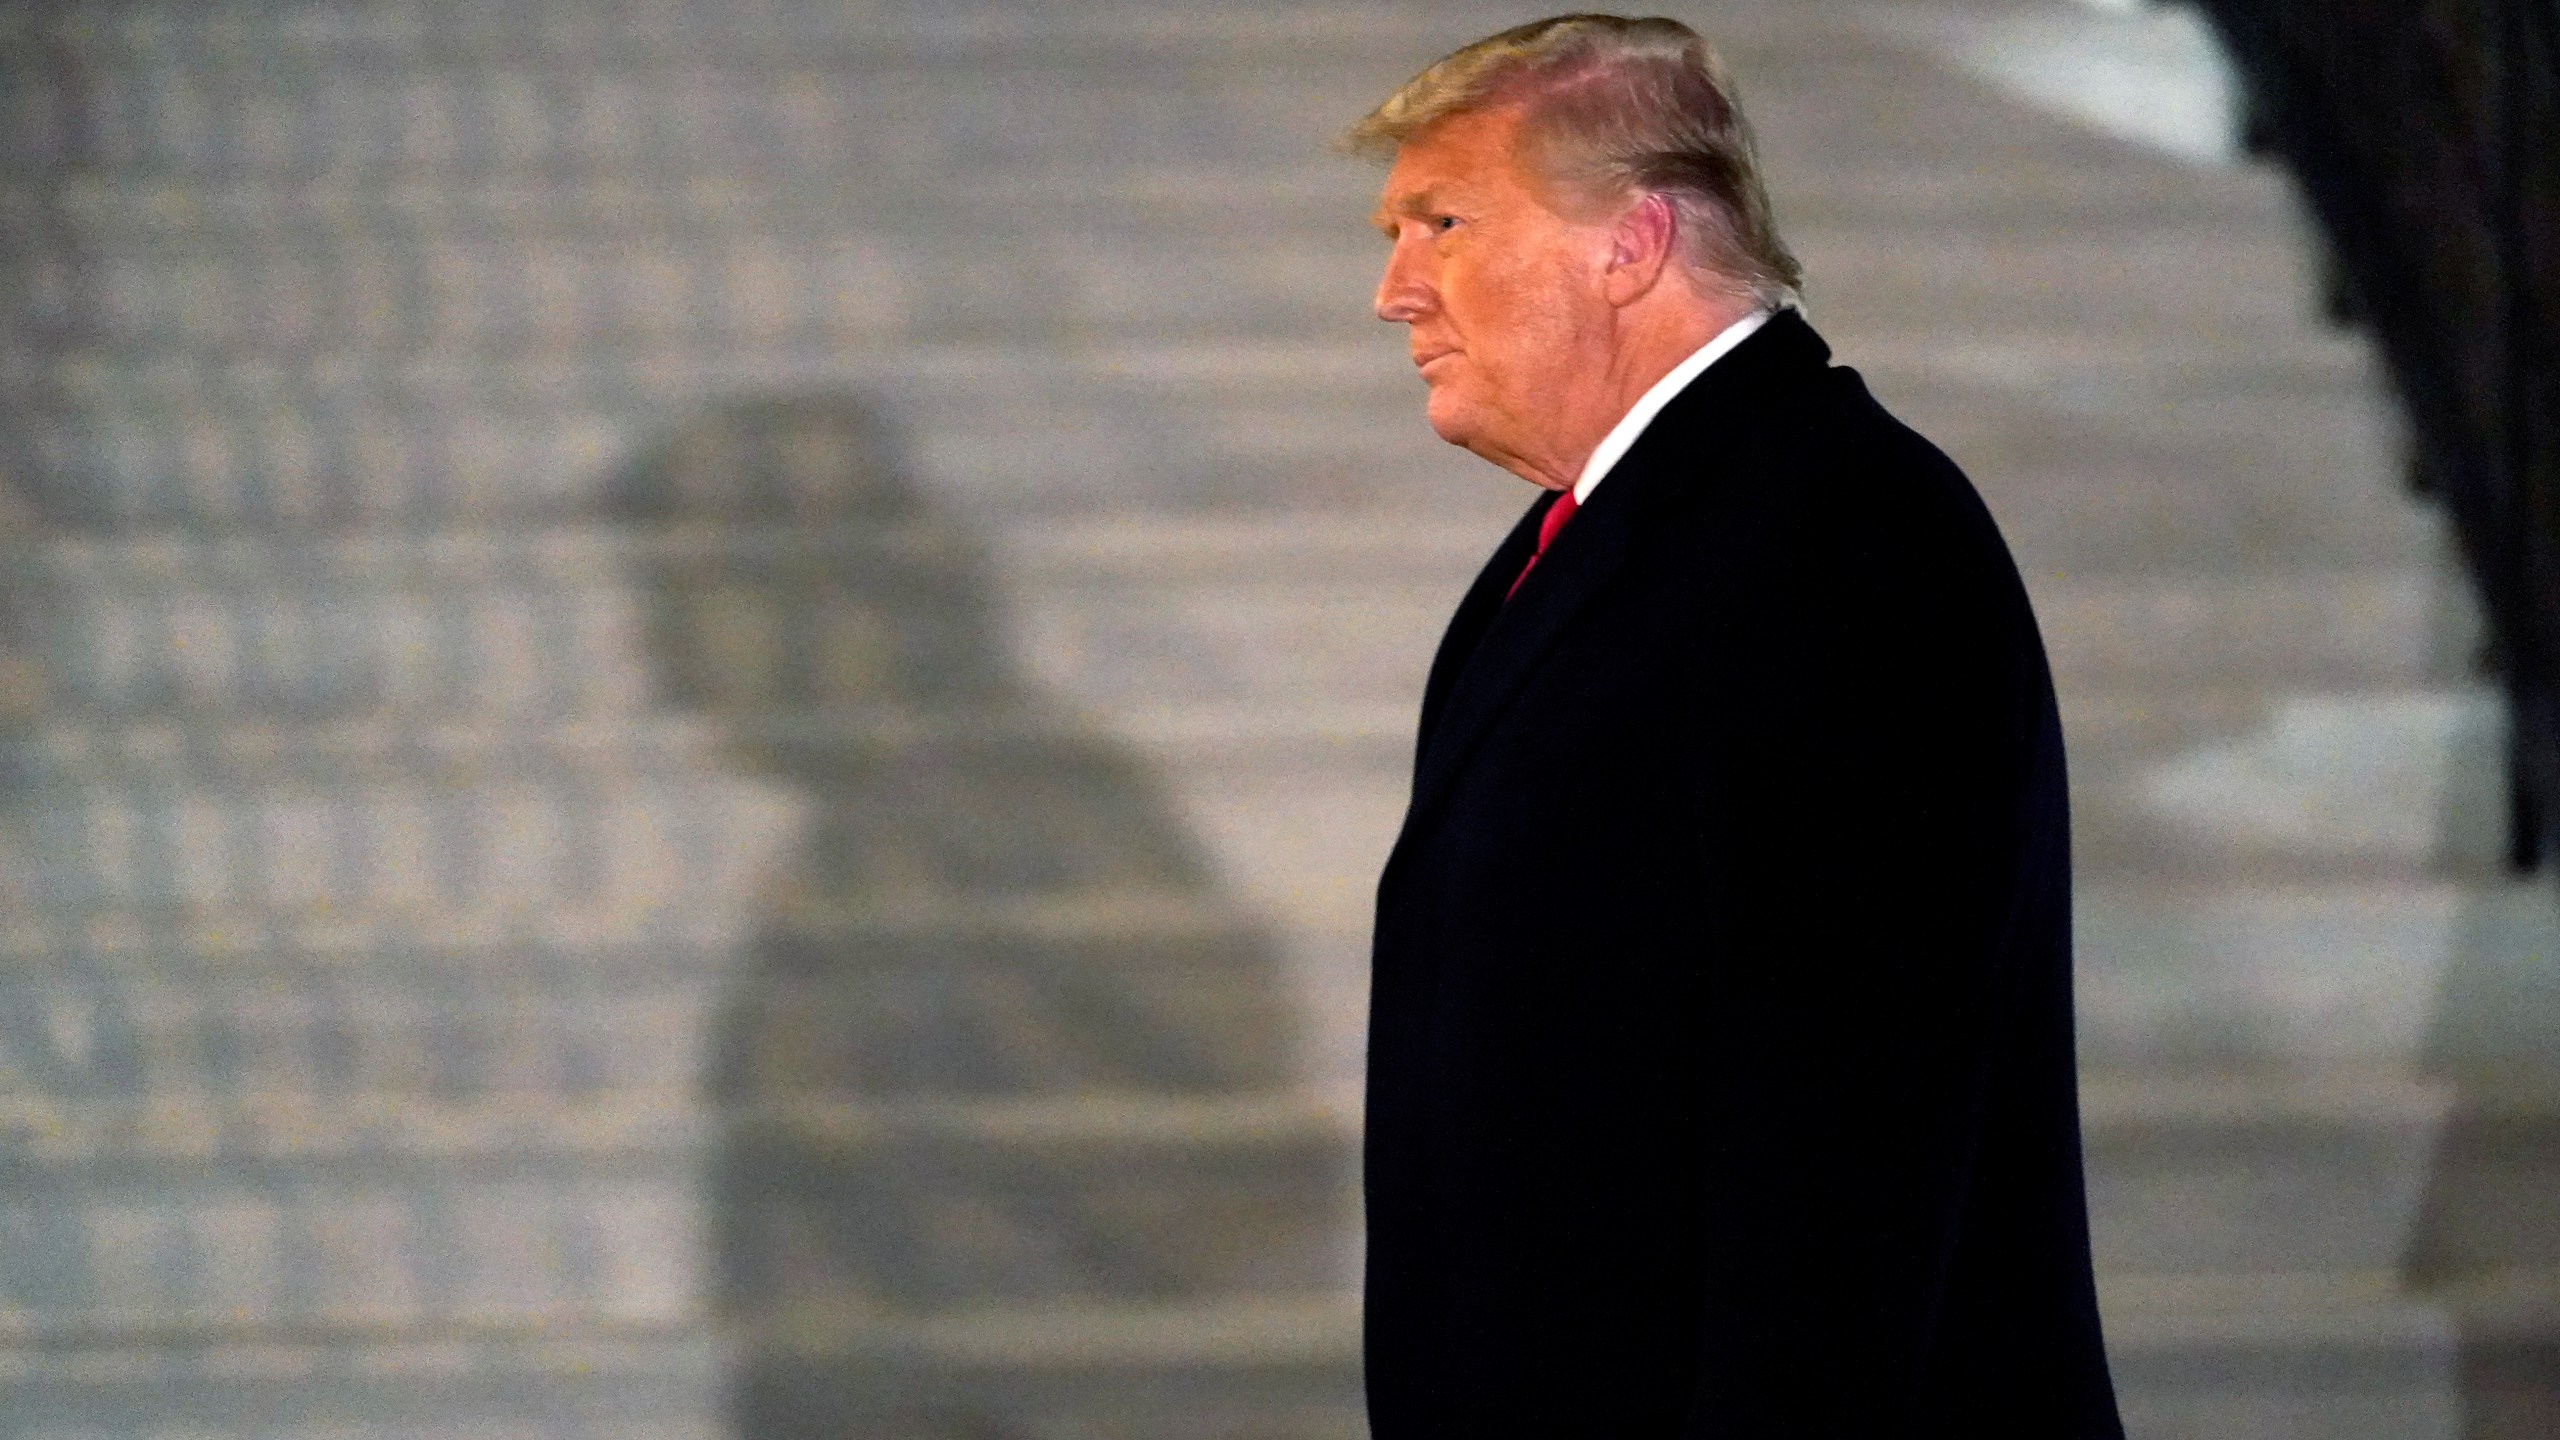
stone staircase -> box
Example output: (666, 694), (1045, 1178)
(0, 3), (1467, 1436)
(3, 1), (2556, 1437)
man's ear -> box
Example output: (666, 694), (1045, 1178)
(1601, 192), (1679, 307)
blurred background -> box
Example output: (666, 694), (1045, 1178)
(0, 0), (2554, 1436)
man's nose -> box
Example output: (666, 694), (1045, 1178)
(1374, 241), (1432, 323)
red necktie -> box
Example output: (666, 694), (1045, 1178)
(1505, 487), (1580, 600)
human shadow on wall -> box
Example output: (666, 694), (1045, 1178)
(2402, 706), (2560, 1440)
(606, 396), (1357, 1440)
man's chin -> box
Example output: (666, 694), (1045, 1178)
(1422, 392), (1481, 450)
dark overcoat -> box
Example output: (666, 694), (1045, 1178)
(1361, 311), (2125, 1438)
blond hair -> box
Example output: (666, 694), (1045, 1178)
(1343, 14), (1802, 306)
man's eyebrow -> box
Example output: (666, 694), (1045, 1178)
(1370, 187), (1451, 234)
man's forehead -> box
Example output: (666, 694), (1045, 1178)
(1369, 107), (1536, 225)
(1373, 177), (1474, 223)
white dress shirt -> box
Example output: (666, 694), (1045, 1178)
(1571, 307), (1776, 504)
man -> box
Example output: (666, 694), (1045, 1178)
(1348, 16), (2123, 1437)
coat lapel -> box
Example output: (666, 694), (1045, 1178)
(1412, 494), (1552, 761)
(1404, 475), (1640, 827)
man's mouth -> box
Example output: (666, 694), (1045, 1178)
(1414, 349), (1457, 376)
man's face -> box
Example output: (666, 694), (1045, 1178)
(1371, 105), (1613, 479)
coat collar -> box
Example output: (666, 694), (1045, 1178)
(1398, 309), (1834, 833)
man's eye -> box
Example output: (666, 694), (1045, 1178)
(1434, 215), (1459, 231)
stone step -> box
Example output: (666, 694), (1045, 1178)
(0, 887), (1251, 964)
(20, 580), (657, 724)
(1809, 227), (2331, 352)
(2075, 877), (2555, 1073)
(31, 238), (896, 354)
(0, 1159), (705, 1338)
(0, 1299), (1364, 1440)
(1185, 548), (2455, 675)
(31, 231), (1367, 356)
(0, 891), (1295, 1095)
(0, 922), (1304, 1103)
(0, 49), (1434, 183)
(3, 1090), (1346, 1167)
(741, 1295), (1365, 1440)
(728, 1097), (1355, 1314)
(0, 775), (817, 920)
(2067, 690), (2511, 882)
(2082, 1075), (2475, 1279)
(2, 716), (734, 786)
(1891, 387), (2429, 574)
(0, 710), (1354, 785)
(15, 590), (1422, 729)
(0, 1093), (1351, 1333)
(4, 1092), (704, 1170)
(12, 521), (1020, 718)
(18, 165), (1372, 249)
(19, 517), (1007, 585)
(2064, 685), (2489, 772)
(0, 712), (1408, 797)
(11, 382), (1446, 531)
(2098, 1272), (2560, 1440)
(0, 968), (713, 1103)
(0, 665), (1278, 900)
(0, 1328), (724, 1440)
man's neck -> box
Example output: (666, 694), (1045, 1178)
(1529, 295), (1760, 490)
(1571, 306), (1775, 501)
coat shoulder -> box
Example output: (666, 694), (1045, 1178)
(1649, 361), (2025, 613)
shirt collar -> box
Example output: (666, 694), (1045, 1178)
(1571, 306), (1776, 504)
